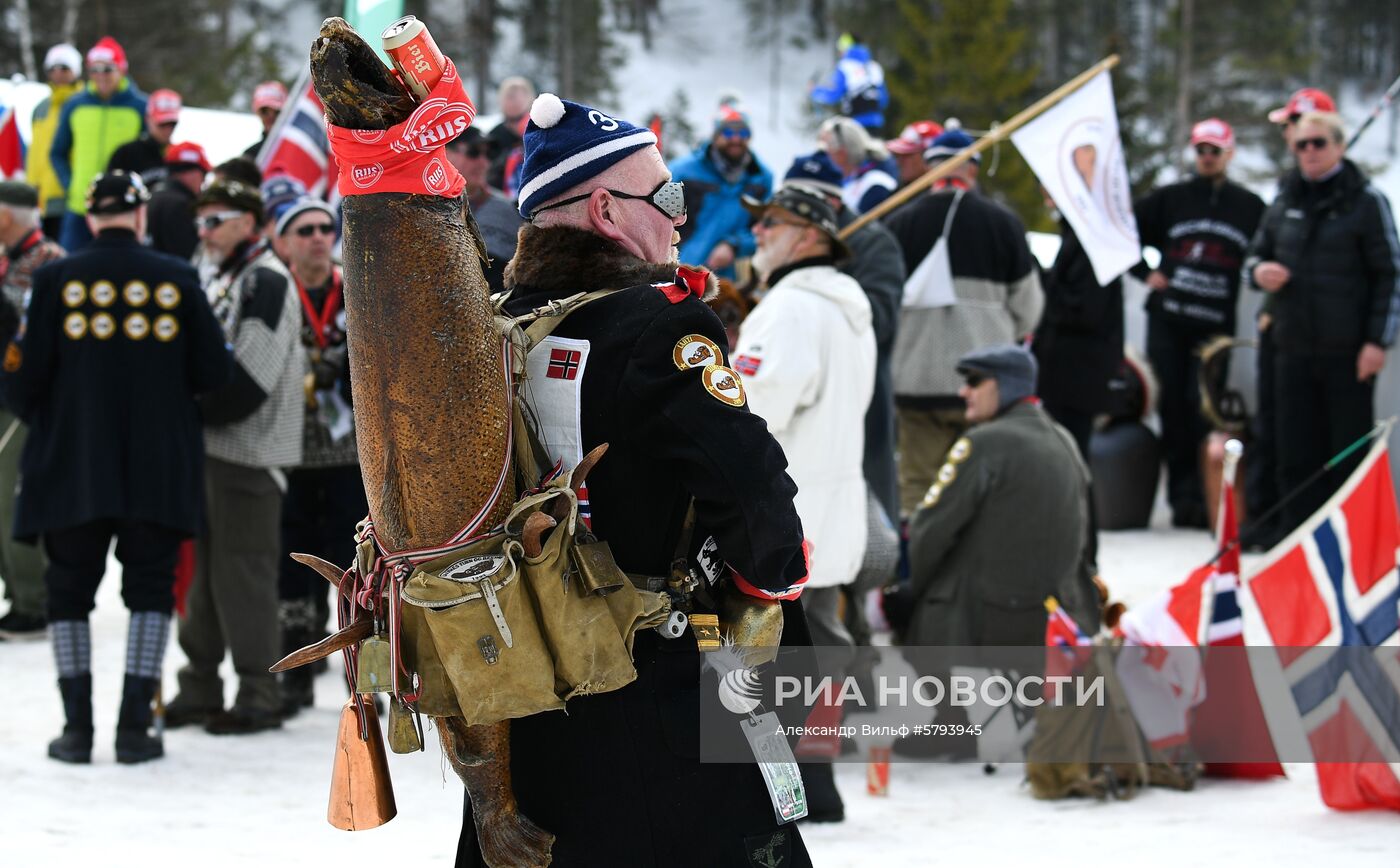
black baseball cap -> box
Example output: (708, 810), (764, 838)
(86, 171), (151, 215)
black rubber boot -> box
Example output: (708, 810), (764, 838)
(115, 675), (164, 764)
(48, 674), (93, 764)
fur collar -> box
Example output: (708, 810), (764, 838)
(505, 223), (718, 302)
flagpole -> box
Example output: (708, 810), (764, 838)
(839, 54), (1121, 239)
(1214, 419), (1393, 562)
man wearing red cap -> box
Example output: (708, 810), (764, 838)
(242, 81), (287, 160)
(1131, 118), (1264, 528)
(50, 37), (147, 253)
(886, 119), (943, 188)
(148, 142), (211, 260)
(108, 88), (182, 188)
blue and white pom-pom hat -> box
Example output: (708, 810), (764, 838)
(517, 93), (659, 219)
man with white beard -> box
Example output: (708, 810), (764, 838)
(733, 185), (876, 822)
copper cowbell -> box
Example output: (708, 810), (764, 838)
(328, 697), (397, 830)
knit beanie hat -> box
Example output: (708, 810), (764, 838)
(782, 151), (843, 199)
(43, 43), (83, 74)
(924, 128), (979, 164)
(516, 93), (658, 219)
(86, 36), (127, 72)
(956, 344), (1038, 412)
(713, 102), (751, 136)
(275, 197), (335, 237)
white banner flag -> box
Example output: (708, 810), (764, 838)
(1010, 70), (1139, 285)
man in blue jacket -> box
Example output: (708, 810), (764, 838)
(669, 103), (772, 280)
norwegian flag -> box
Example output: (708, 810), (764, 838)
(255, 68), (340, 208)
(0, 105), (24, 179)
(1243, 431), (1400, 811)
(546, 348), (581, 380)
(1193, 447), (1287, 777)
(1043, 596), (1092, 701)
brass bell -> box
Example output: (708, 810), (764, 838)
(327, 698), (397, 830)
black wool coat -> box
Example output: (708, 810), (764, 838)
(2, 229), (233, 539)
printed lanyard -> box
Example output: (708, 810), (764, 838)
(294, 267), (344, 350)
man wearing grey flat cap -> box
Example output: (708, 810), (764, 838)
(904, 344), (1099, 649)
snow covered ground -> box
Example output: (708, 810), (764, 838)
(2, 510), (1396, 868)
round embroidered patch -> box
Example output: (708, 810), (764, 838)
(154, 282), (181, 310)
(947, 437), (973, 464)
(63, 312), (87, 340)
(124, 312), (150, 340)
(3, 342), (21, 372)
(62, 281), (86, 308)
(702, 364), (746, 407)
(153, 314), (179, 342)
(123, 280), (150, 307)
(90, 280), (117, 307)
(672, 333), (722, 370)
(937, 462), (958, 485)
(90, 312), (116, 340)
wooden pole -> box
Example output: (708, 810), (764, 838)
(839, 54), (1122, 239)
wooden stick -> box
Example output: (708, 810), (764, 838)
(840, 54), (1121, 239)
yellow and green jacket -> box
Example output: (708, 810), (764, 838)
(49, 78), (147, 215)
(25, 82), (82, 220)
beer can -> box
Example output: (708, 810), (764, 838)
(866, 745), (891, 796)
(382, 15), (447, 101)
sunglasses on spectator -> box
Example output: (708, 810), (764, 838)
(90, 63), (119, 74)
(758, 214), (806, 230)
(531, 179), (686, 221)
(195, 211), (246, 231)
(294, 222), (336, 238)
(1194, 144), (1222, 157)
(719, 127), (751, 141)
(47, 64), (72, 73)
(1293, 136), (1331, 152)
(963, 373), (989, 388)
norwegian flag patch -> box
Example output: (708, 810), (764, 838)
(733, 353), (762, 377)
(546, 348), (582, 380)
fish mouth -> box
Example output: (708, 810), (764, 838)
(311, 17), (417, 130)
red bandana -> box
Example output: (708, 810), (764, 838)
(325, 58), (476, 199)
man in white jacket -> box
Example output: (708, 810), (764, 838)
(734, 187), (875, 820)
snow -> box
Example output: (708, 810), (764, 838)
(3, 515), (1396, 868)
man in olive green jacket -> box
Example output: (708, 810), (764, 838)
(905, 345), (1099, 647)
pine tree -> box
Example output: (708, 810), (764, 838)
(886, 0), (1047, 228)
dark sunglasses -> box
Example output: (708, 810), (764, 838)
(90, 63), (119, 74)
(719, 127), (751, 141)
(963, 373), (989, 388)
(1294, 136), (1331, 152)
(195, 210), (244, 231)
(294, 222), (336, 238)
(1194, 144), (1222, 157)
(531, 179), (686, 221)
(758, 214), (805, 230)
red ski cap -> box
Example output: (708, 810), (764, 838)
(1268, 87), (1336, 124)
(165, 142), (211, 173)
(1190, 118), (1235, 149)
(887, 120), (944, 155)
(252, 81), (288, 112)
(147, 89), (183, 125)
